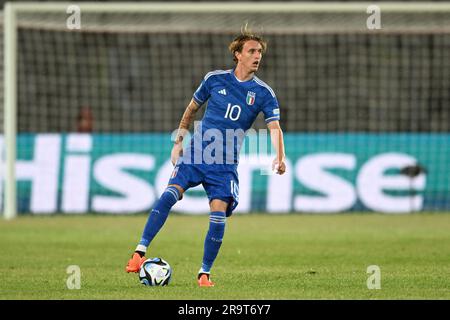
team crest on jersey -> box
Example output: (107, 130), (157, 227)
(246, 91), (256, 106)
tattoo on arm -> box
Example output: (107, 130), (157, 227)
(175, 100), (200, 144)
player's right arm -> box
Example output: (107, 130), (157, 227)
(171, 72), (212, 165)
(170, 99), (201, 165)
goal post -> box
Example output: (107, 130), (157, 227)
(3, 2), (450, 218)
(3, 2), (17, 220)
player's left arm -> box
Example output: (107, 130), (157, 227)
(267, 120), (286, 175)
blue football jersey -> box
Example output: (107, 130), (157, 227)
(182, 69), (280, 166)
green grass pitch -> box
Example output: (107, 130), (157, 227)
(0, 213), (449, 299)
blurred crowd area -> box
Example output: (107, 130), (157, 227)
(1, 0), (449, 133)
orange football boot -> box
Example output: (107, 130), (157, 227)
(125, 252), (146, 273)
(198, 273), (215, 287)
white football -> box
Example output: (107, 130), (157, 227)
(139, 257), (172, 286)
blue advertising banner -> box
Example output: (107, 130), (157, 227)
(7, 133), (449, 214)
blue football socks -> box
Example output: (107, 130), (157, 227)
(138, 186), (181, 250)
(201, 211), (226, 273)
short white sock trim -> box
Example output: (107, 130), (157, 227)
(198, 268), (210, 275)
(135, 244), (147, 253)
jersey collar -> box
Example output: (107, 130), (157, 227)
(231, 68), (255, 84)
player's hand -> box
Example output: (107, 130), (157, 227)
(272, 157), (286, 175)
(171, 142), (183, 166)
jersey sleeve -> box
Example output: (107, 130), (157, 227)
(192, 75), (211, 106)
(262, 90), (280, 124)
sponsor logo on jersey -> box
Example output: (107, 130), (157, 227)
(218, 89), (227, 95)
(246, 91), (256, 105)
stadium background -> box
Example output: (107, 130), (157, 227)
(0, 0), (449, 215)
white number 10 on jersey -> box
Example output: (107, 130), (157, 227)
(224, 103), (242, 121)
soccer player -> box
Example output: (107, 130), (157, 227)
(126, 30), (286, 287)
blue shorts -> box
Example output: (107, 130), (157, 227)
(168, 162), (239, 217)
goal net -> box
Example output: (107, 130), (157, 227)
(2, 2), (450, 217)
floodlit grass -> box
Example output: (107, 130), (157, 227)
(0, 213), (449, 299)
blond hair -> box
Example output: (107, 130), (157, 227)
(228, 24), (267, 64)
